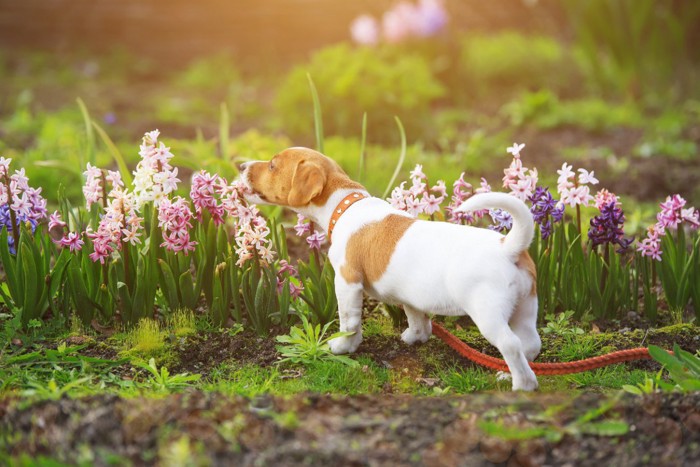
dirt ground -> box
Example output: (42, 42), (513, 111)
(1, 391), (698, 466)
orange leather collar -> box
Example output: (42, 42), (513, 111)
(327, 192), (368, 243)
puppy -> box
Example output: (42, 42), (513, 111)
(239, 147), (540, 391)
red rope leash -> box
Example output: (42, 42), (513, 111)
(432, 322), (654, 376)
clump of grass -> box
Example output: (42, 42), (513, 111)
(437, 367), (493, 394)
(168, 310), (196, 338)
(122, 318), (168, 360)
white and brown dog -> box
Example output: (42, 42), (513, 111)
(239, 147), (540, 391)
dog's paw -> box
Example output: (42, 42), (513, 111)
(328, 334), (362, 354)
(511, 374), (539, 392)
(400, 324), (431, 345)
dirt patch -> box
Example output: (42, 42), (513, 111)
(1, 391), (698, 466)
(171, 330), (281, 377)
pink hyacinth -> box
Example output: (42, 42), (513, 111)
(387, 164), (446, 218)
(83, 163), (104, 209)
(86, 190), (142, 263)
(594, 189), (620, 210)
(445, 172), (473, 224)
(306, 231), (326, 251)
(59, 232), (85, 253)
(190, 170), (226, 226)
(276, 259), (304, 300)
(656, 194), (686, 230)
(637, 224), (663, 261)
(502, 144), (537, 202)
(158, 196), (197, 254)
(294, 213), (312, 237)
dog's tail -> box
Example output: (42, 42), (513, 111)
(455, 192), (535, 258)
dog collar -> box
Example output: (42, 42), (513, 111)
(327, 192), (368, 243)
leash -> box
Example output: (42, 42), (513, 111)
(431, 322), (655, 376)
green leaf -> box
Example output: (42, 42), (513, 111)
(381, 116), (407, 199)
(158, 259), (180, 311)
(307, 73), (324, 154)
(92, 121), (133, 186)
(578, 420), (629, 437)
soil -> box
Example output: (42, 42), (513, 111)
(1, 391), (698, 466)
(170, 330), (281, 377)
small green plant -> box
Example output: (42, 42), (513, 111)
(168, 309), (196, 338)
(622, 373), (661, 395)
(276, 315), (358, 367)
(647, 344), (700, 392)
(542, 311), (585, 337)
(123, 318), (168, 359)
(21, 376), (92, 400)
(138, 357), (201, 392)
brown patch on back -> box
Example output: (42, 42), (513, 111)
(517, 251), (537, 296)
(341, 215), (416, 285)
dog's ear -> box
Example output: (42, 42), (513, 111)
(288, 160), (326, 206)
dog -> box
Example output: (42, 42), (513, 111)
(239, 147), (540, 391)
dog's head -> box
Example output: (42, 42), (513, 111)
(238, 147), (363, 208)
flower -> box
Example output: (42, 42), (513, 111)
(350, 14), (379, 45)
(83, 163), (104, 209)
(58, 232), (84, 253)
(556, 163), (575, 192)
(415, 0), (449, 36)
(306, 231), (326, 251)
(420, 193), (443, 216)
(528, 186), (564, 240)
(158, 196), (196, 254)
(594, 189), (620, 210)
(506, 143), (525, 157)
(489, 209), (513, 233)
(502, 144), (537, 201)
(577, 169), (599, 186)
(410, 164), (426, 181)
(48, 211), (66, 230)
(588, 201), (634, 253)
(132, 130), (180, 209)
(656, 194), (686, 230)
(294, 213), (312, 236)
(637, 226), (663, 261)
(190, 171), (226, 225)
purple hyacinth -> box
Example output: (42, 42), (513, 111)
(528, 186), (564, 240)
(588, 201), (634, 253)
(488, 208), (513, 233)
(0, 204), (38, 254)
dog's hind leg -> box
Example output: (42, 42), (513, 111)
(401, 305), (432, 345)
(466, 291), (538, 391)
(509, 295), (541, 362)
(328, 277), (364, 354)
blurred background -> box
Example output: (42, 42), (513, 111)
(0, 0), (699, 214)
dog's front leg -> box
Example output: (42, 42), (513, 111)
(328, 276), (364, 354)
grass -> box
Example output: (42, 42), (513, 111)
(2, 310), (688, 403)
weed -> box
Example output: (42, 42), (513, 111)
(168, 310), (196, 338)
(276, 315), (358, 367)
(542, 311), (585, 338)
(122, 319), (168, 361)
(138, 357), (201, 393)
(647, 344), (700, 392)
